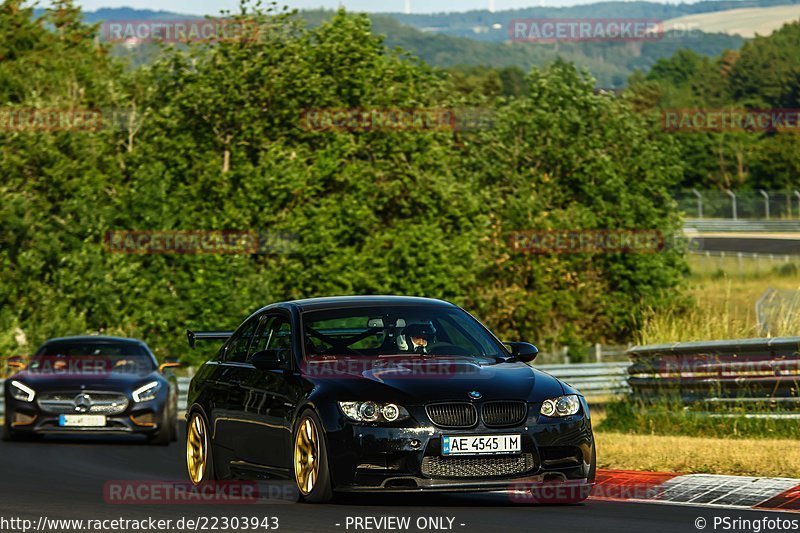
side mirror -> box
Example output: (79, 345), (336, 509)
(505, 342), (539, 363)
(6, 356), (27, 372)
(251, 349), (285, 371)
(158, 357), (185, 373)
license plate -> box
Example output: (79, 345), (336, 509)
(442, 434), (521, 455)
(59, 415), (107, 427)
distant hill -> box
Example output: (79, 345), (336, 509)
(385, 0), (800, 42)
(663, 4), (800, 37)
(35, 4), (751, 87)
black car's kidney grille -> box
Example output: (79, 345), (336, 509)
(482, 401), (527, 427)
(426, 403), (478, 428)
(38, 392), (129, 415)
(422, 454), (535, 479)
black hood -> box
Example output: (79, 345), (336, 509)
(303, 356), (566, 404)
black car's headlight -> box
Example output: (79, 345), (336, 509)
(540, 395), (581, 417)
(9, 380), (35, 402)
(132, 381), (161, 403)
(338, 401), (410, 423)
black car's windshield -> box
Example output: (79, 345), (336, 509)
(30, 341), (155, 374)
(302, 306), (506, 359)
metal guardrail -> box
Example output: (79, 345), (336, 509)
(684, 219), (800, 232)
(533, 362), (631, 398)
(178, 377), (190, 412)
(628, 337), (800, 411)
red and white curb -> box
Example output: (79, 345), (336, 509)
(594, 469), (800, 512)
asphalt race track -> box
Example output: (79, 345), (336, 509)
(0, 428), (796, 533)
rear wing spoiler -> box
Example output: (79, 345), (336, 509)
(187, 330), (234, 349)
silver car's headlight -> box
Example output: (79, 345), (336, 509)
(132, 381), (161, 403)
(9, 380), (35, 402)
(338, 401), (410, 423)
(540, 395), (581, 417)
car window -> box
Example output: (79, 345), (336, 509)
(226, 317), (258, 363)
(302, 306), (504, 358)
(248, 315), (292, 370)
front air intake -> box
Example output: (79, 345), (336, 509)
(425, 402), (478, 428)
(481, 401), (527, 427)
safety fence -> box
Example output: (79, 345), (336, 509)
(628, 337), (800, 414)
(684, 218), (800, 232)
(677, 190), (800, 219)
(534, 362), (631, 399)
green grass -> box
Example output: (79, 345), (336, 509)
(637, 255), (800, 344)
(598, 399), (800, 440)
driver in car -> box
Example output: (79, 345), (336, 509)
(400, 321), (436, 355)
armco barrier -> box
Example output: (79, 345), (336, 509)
(628, 337), (800, 410)
(534, 362), (631, 399)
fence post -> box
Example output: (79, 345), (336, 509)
(561, 346), (570, 365)
(737, 252), (744, 278)
(692, 188), (703, 218)
(725, 189), (737, 220)
(594, 343), (602, 363)
(759, 189), (770, 219)
(795, 190), (800, 218)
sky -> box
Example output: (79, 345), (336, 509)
(70, 0), (692, 16)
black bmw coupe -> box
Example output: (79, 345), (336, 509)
(185, 296), (596, 502)
(3, 336), (180, 444)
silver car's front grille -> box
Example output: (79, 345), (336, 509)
(38, 392), (129, 415)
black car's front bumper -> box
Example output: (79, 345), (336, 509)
(4, 395), (168, 437)
(321, 403), (595, 494)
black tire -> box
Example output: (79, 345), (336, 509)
(2, 417), (40, 442)
(148, 407), (172, 446)
(293, 410), (333, 503)
(170, 408), (178, 442)
(2, 417), (14, 442)
(187, 410), (216, 485)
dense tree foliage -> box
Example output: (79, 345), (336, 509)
(627, 20), (800, 190)
(2, 1), (688, 362)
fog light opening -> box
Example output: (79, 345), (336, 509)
(12, 413), (37, 427)
(130, 413), (156, 427)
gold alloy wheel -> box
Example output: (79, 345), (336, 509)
(187, 413), (207, 485)
(294, 417), (320, 495)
